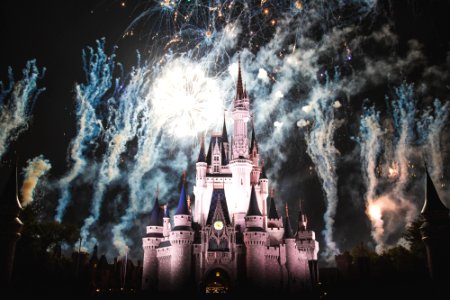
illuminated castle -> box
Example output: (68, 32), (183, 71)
(141, 61), (319, 294)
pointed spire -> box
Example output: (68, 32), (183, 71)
(298, 199), (308, 231)
(260, 159), (268, 179)
(249, 117), (258, 154)
(206, 137), (212, 164)
(149, 188), (163, 226)
(164, 204), (170, 218)
(175, 178), (190, 215)
(197, 133), (206, 163)
(221, 140), (228, 165)
(283, 203), (294, 239)
(246, 185), (262, 216)
(214, 193), (225, 221)
(235, 56), (244, 100)
(268, 190), (279, 219)
(222, 114), (229, 143)
(421, 170), (449, 215)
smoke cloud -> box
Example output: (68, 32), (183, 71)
(0, 60), (45, 160)
(21, 155), (51, 207)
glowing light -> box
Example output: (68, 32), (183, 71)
(295, 1), (303, 10)
(388, 161), (399, 178)
(368, 203), (381, 220)
(151, 58), (223, 138)
(270, 19), (277, 26)
(263, 8), (270, 15)
(274, 121), (283, 128)
(214, 221), (223, 230)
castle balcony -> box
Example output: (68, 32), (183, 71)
(229, 158), (252, 165)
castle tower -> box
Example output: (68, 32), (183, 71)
(142, 189), (164, 290)
(222, 115), (230, 161)
(283, 204), (300, 291)
(231, 58), (250, 160)
(194, 134), (207, 224)
(266, 190), (284, 245)
(295, 202), (319, 286)
(169, 181), (194, 290)
(420, 170), (450, 280)
(0, 168), (23, 288)
(243, 185), (268, 288)
(163, 205), (171, 238)
(229, 59), (253, 226)
(259, 162), (269, 228)
(249, 122), (261, 185)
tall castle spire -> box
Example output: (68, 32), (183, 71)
(175, 174), (190, 216)
(222, 114), (229, 143)
(236, 57), (244, 100)
(197, 133), (206, 163)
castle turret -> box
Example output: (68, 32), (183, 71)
(0, 168), (23, 288)
(163, 205), (171, 238)
(244, 185), (268, 288)
(169, 181), (194, 290)
(420, 170), (450, 280)
(267, 190), (284, 245)
(231, 58), (250, 160)
(249, 121), (261, 185)
(283, 204), (300, 291)
(229, 58), (253, 225)
(295, 202), (319, 286)
(222, 115), (230, 161)
(142, 189), (164, 290)
(194, 133), (207, 224)
(259, 161), (269, 228)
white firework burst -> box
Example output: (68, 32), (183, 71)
(151, 58), (223, 138)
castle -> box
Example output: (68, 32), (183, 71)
(142, 61), (319, 294)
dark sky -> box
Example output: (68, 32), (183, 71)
(1, 0), (449, 169)
(0, 0), (141, 174)
(1, 0), (449, 261)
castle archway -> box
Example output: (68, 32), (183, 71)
(204, 268), (231, 294)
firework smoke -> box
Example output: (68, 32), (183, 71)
(55, 39), (115, 222)
(359, 83), (448, 253)
(20, 155), (51, 207)
(0, 60), (45, 161)
(303, 79), (342, 262)
(80, 57), (152, 251)
(8, 0), (444, 261)
(417, 99), (449, 182)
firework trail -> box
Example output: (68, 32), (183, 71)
(45, 0), (448, 259)
(0, 60), (45, 161)
(20, 155), (51, 207)
(359, 83), (448, 253)
(80, 58), (153, 250)
(417, 99), (449, 181)
(302, 76), (341, 262)
(55, 39), (115, 222)
(358, 104), (385, 249)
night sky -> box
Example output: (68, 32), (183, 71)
(1, 0), (449, 263)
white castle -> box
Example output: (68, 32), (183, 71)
(142, 61), (319, 294)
